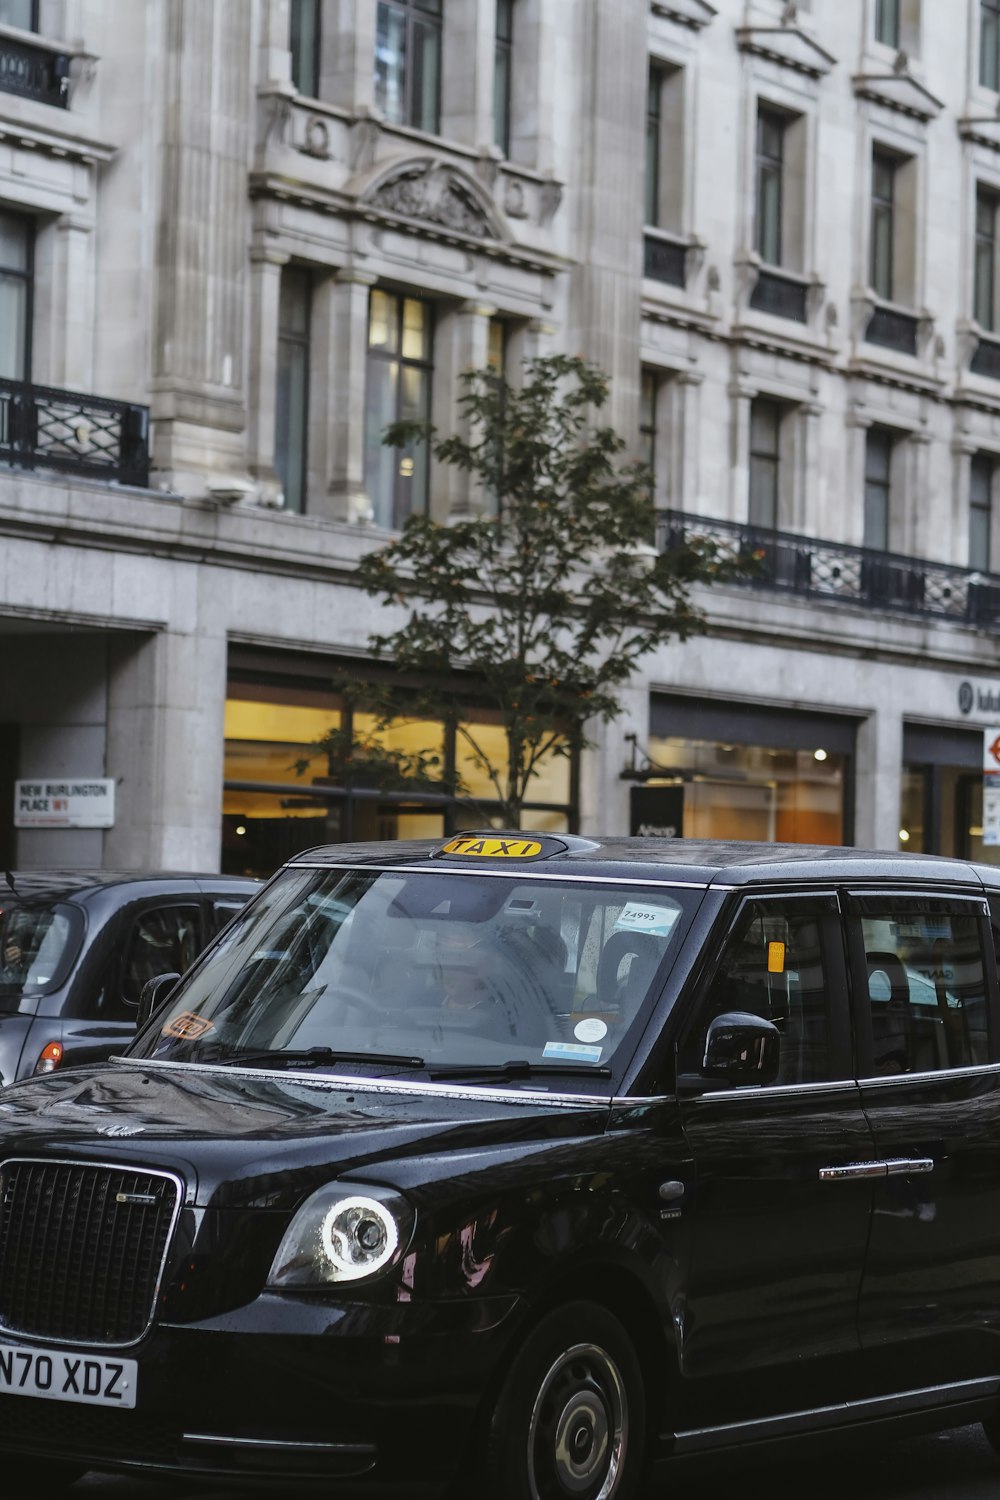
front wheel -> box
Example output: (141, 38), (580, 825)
(484, 1300), (646, 1500)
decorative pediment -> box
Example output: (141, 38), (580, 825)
(651, 0), (716, 29)
(853, 65), (943, 122)
(736, 25), (836, 79)
(959, 115), (1000, 152)
(364, 159), (504, 242)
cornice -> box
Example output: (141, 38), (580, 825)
(735, 25), (836, 80)
(853, 65), (944, 122)
(651, 0), (717, 29)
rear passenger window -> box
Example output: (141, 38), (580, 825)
(680, 901), (831, 1086)
(858, 909), (989, 1076)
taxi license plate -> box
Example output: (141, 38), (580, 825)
(0, 1342), (137, 1409)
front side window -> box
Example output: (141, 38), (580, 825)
(983, 0), (1000, 91)
(0, 210), (33, 381)
(749, 397), (781, 529)
(857, 906), (989, 1075)
(0, 900), (81, 1003)
(120, 906), (202, 1012)
(971, 452), (994, 567)
(275, 267), (311, 515)
(871, 151), (897, 301)
(864, 427), (894, 551)
(875, 0), (901, 47)
(290, 0), (321, 98)
(375, 0), (441, 134)
(364, 289), (433, 530)
(755, 108), (785, 267)
(678, 899), (832, 1086)
(494, 0), (513, 156)
(976, 187), (998, 331)
(131, 867), (698, 1086)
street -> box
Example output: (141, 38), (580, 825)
(67, 1425), (1000, 1500)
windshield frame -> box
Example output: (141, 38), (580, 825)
(125, 861), (705, 1097)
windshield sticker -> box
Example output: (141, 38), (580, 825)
(543, 1040), (604, 1063)
(612, 902), (679, 939)
(573, 1017), (608, 1044)
(162, 1011), (215, 1041)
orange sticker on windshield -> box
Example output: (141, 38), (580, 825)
(162, 1011), (215, 1040)
(767, 942), (786, 975)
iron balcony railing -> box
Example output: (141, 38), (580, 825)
(657, 509), (1000, 628)
(749, 268), (808, 323)
(643, 231), (687, 288)
(865, 303), (919, 357)
(0, 32), (69, 108)
(0, 377), (149, 488)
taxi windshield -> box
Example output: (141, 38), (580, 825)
(129, 866), (696, 1080)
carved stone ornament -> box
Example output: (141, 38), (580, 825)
(369, 161), (496, 239)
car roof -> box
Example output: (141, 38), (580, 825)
(1, 871), (259, 902)
(285, 835), (998, 891)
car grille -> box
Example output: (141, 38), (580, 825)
(0, 1159), (179, 1345)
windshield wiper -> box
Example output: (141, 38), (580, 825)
(212, 1047), (426, 1071)
(426, 1059), (612, 1081)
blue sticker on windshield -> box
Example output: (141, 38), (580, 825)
(543, 1040), (604, 1063)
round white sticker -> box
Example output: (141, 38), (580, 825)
(574, 1017), (608, 1044)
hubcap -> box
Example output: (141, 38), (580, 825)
(526, 1341), (628, 1500)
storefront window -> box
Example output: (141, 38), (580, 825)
(644, 738), (846, 845)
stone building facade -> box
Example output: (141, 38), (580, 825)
(1, 0), (999, 874)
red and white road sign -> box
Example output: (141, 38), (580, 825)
(984, 729), (1000, 776)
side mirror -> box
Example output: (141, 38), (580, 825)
(702, 1010), (781, 1087)
(137, 972), (181, 1030)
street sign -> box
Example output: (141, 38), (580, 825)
(14, 779), (115, 829)
(984, 729), (1000, 776)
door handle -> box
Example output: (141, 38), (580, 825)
(819, 1158), (935, 1182)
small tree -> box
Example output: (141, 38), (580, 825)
(320, 355), (748, 828)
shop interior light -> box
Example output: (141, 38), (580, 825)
(813, 748), (828, 762)
(899, 829), (910, 844)
(235, 824), (247, 836)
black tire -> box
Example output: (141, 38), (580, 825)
(0, 1454), (85, 1494)
(484, 1300), (647, 1500)
(983, 1411), (1000, 1458)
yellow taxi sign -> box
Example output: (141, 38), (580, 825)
(438, 835), (545, 859)
(767, 941), (786, 975)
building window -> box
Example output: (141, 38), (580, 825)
(639, 370), (658, 479)
(864, 428), (894, 551)
(0, 209), (33, 382)
(365, 289), (433, 530)
(290, 0), (321, 98)
(645, 64), (664, 227)
(971, 453), (994, 567)
(976, 186), (998, 331)
(487, 316), (507, 377)
(755, 108), (786, 267)
(0, 1), (37, 28)
(494, 0), (513, 156)
(375, 0), (442, 135)
(749, 398), (781, 529)
(275, 268), (311, 515)
(875, 0), (901, 47)
(982, 0), (1000, 91)
(870, 151), (897, 302)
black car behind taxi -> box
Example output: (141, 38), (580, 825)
(0, 832), (1000, 1498)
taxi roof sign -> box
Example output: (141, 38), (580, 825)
(434, 834), (565, 861)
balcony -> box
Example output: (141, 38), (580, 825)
(657, 510), (1000, 628)
(643, 230), (688, 288)
(0, 30), (69, 108)
(749, 268), (809, 323)
(0, 378), (149, 488)
(970, 333), (1000, 381)
(865, 302), (919, 357)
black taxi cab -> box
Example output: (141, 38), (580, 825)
(1, 832), (1000, 1498)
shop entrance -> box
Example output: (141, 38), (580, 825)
(900, 724), (998, 865)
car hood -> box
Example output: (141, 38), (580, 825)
(0, 1059), (612, 1208)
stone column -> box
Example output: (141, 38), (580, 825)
(432, 300), (496, 519)
(151, 0), (254, 496)
(855, 707), (904, 853)
(844, 408), (871, 547)
(105, 624), (227, 872)
(259, 0), (293, 89)
(509, 0), (557, 172)
(676, 370), (703, 510)
(311, 269), (376, 523)
(441, 0), (495, 148)
(49, 217), (95, 392)
(728, 385), (753, 521)
(325, 0), (377, 113)
(246, 248), (289, 505)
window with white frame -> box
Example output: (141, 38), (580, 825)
(864, 428), (895, 551)
(494, 0), (513, 156)
(749, 398), (783, 530)
(274, 268), (312, 515)
(375, 0), (442, 134)
(970, 453), (994, 568)
(870, 151), (897, 301)
(976, 185), (999, 331)
(755, 108), (786, 267)
(640, 370), (659, 481)
(982, 0), (1000, 91)
(364, 290), (434, 530)
(875, 0), (901, 47)
(0, 1), (36, 28)
(0, 209), (33, 382)
(289, 0), (321, 98)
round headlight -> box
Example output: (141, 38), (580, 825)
(267, 1182), (413, 1289)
